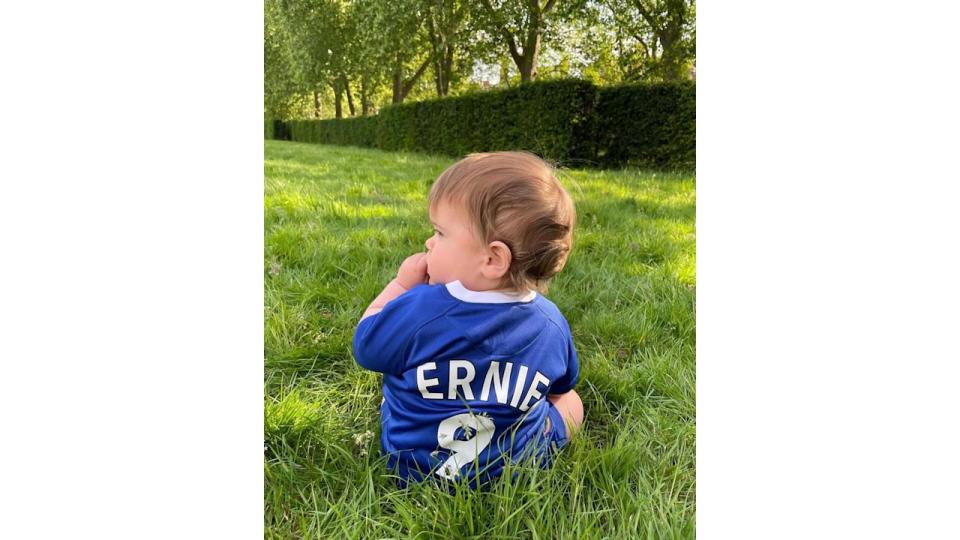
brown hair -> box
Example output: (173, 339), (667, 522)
(428, 151), (576, 293)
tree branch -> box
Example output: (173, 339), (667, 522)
(426, 7), (439, 51)
(634, 33), (649, 58)
(632, 0), (659, 31)
(480, 0), (523, 63)
(401, 56), (433, 98)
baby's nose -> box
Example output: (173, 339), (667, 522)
(424, 237), (433, 250)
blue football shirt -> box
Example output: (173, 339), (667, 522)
(352, 280), (579, 489)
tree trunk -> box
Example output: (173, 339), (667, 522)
(313, 90), (322, 118)
(500, 56), (511, 87)
(343, 74), (356, 116)
(392, 55), (403, 104)
(433, 55), (444, 96)
(519, 14), (542, 83)
(659, 26), (684, 81)
(518, 40), (540, 82)
(433, 45), (454, 96)
(519, 47), (539, 82)
(442, 47), (453, 95)
(361, 74), (370, 116)
(331, 79), (343, 119)
(427, 14), (444, 97)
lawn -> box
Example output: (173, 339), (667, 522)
(264, 140), (696, 539)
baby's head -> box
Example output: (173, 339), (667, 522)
(424, 151), (576, 294)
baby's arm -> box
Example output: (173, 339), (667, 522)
(360, 252), (429, 322)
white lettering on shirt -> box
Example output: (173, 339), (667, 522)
(509, 365), (529, 408)
(479, 361), (512, 405)
(415, 359), (550, 412)
(417, 362), (444, 399)
(447, 360), (476, 400)
(519, 371), (551, 412)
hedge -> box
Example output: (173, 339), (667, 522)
(268, 79), (694, 169)
(594, 82), (695, 168)
(287, 116), (374, 147)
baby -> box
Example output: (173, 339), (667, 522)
(352, 150), (584, 490)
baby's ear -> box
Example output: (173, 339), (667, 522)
(481, 241), (512, 280)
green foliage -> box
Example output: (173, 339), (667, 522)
(602, 0), (697, 82)
(264, 0), (307, 119)
(594, 81), (695, 168)
(265, 0), (697, 120)
(267, 78), (695, 169)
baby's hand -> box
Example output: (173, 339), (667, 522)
(396, 252), (429, 290)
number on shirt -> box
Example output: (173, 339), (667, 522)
(434, 412), (496, 481)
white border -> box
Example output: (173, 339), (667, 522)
(3, 2), (263, 538)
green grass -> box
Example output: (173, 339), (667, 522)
(264, 140), (696, 539)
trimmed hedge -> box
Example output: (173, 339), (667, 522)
(594, 82), (695, 168)
(269, 79), (694, 169)
(287, 116), (374, 147)
(265, 119), (292, 141)
(377, 79), (598, 164)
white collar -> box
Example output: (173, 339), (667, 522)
(445, 280), (537, 304)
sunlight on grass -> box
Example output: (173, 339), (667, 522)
(264, 140), (696, 539)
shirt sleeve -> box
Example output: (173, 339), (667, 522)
(549, 321), (580, 394)
(352, 284), (437, 375)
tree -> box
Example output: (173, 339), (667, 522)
(575, 15), (628, 85)
(354, 0), (437, 105)
(602, 0), (695, 81)
(422, 0), (472, 97)
(272, 0), (368, 118)
(471, 0), (582, 83)
(265, 0), (310, 119)
(263, 0), (693, 120)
